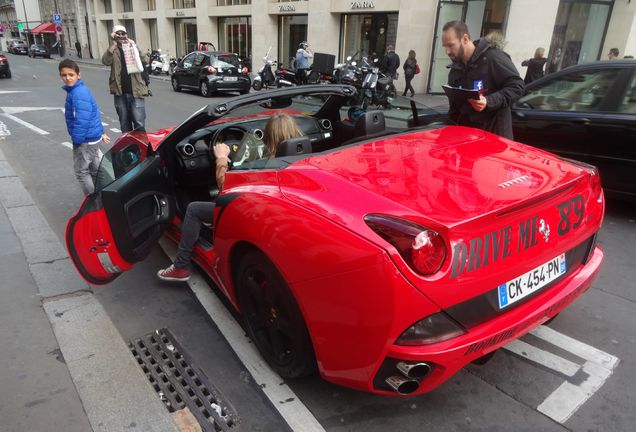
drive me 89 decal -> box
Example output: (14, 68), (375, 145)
(451, 195), (585, 279)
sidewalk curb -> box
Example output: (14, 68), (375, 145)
(0, 142), (180, 432)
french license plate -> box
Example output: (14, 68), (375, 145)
(498, 254), (566, 309)
(224, 76), (238, 81)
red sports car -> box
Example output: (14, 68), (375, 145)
(66, 85), (604, 396)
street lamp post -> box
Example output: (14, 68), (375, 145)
(20, 0), (29, 44)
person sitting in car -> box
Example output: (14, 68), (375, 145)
(157, 113), (303, 282)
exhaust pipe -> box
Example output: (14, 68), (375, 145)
(396, 361), (431, 380)
(278, 79), (293, 87)
(385, 375), (419, 395)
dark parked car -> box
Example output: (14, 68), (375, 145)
(171, 51), (251, 97)
(0, 52), (11, 78)
(11, 41), (28, 55)
(512, 60), (636, 199)
(29, 44), (51, 58)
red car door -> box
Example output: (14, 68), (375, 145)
(66, 135), (175, 285)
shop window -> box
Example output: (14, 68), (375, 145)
(122, 19), (135, 41)
(278, 15), (307, 69)
(173, 0), (196, 8)
(147, 0), (157, 11)
(148, 19), (158, 50)
(101, 0), (112, 14)
(547, 0), (612, 73)
(175, 18), (197, 57)
(340, 13), (398, 63)
(218, 16), (252, 63)
(122, 0), (133, 13)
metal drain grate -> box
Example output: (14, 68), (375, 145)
(129, 328), (239, 431)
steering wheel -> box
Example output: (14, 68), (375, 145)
(210, 125), (250, 165)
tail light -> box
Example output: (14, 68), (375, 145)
(396, 312), (466, 345)
(364, 214), (446, 275)
(590, 166), (603, 202)
(242, 66), (248, 74)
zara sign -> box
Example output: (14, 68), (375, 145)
(351, 1), (375, 9)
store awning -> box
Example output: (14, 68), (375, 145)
(29, 23), (56, 35)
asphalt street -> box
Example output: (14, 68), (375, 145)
(1, 53), (635, 432)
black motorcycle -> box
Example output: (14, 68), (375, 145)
(252, 48), (277, 91)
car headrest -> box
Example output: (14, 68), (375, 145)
(354, 110), (386, 136)
(275, 136), (312, 157)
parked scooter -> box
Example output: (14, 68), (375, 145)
(151, 49), (171, 75)
(252, 47), (277, 91)
(274, 57), (298, 87)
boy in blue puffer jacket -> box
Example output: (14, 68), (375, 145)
(59, 59), (111, 195)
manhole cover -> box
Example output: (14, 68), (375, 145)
(129, 328), (239, 431)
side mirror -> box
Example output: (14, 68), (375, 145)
(259, 97), (293, 109)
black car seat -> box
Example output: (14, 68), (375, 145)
(341, 110), (387, 146)
(276, 136), (312, 157)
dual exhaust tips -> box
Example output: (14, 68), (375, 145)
(385, 361), (432, 395)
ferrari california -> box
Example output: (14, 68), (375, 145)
(66, 85), (604, 396)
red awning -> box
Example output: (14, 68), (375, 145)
(30, 23), (56, 34)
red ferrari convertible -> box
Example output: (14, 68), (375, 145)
(67, 85), (604, 396)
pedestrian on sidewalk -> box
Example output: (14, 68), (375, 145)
(381, 45), (400, 80)
(102, 24), (149, 132)
(75, 40), (82, 59)
(402, 50), (419, 97)
(521, 47), (546, 84)
(59, 59), (111, 196)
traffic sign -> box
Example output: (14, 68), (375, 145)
(55, 25), (63, 33)
(17, 23), (24, 30)
(53, 13), (62, 23)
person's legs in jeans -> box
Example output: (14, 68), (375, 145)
(174, 201), (216, 269)
(87, 144), (104, 190)
(73, 143), (96, 195)
(403, 76), (414, 97)
(130, 97), (146, 132)
(114, 94), (132, 132)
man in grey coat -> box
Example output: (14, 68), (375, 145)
(102, 25), (149, 132)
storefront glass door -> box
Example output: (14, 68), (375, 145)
(278, 15), (307, 69)
(429, 1), (464, 94)
(339, 13), (398, 63)
(218, 17), (252, 66)
(546, 0), (612, 74)
(175, 18), (197, 57)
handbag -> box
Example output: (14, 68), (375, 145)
(415, 64), (421, 75)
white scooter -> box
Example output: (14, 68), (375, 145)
(151, 50), (171, 75)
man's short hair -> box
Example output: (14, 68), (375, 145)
(609, 48), (620, 57)
(58, 58), (80, 73)
(443, 21), (471, 40)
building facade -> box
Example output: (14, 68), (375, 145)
(81, 0), (636, 94)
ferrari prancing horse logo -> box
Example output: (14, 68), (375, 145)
(539, 219), (550, 242)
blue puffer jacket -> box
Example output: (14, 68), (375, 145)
(63, 79), (104, 146)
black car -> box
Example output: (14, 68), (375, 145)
(11, 41), (28, 55)
(171, 51), (251, 97)
(512, 60), (636, 199)
(0, 52), (11, 78)
(29, 44), (51, 58)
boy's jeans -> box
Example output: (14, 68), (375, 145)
(114, 94), (146, 132)
(73, 143), (103, 196)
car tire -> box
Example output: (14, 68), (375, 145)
(236, 251), (317, 379)
(199, 80), (211, 97)
(240, 88), (250, 95)
(171, 77), (181, 92)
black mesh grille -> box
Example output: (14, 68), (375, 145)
(129, 328), (239, 431)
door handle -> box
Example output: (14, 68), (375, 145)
(570, 118), (591, 125)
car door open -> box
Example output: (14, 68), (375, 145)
(66, 134), (175, 284)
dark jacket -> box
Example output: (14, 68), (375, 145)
(63, 79), (104, 146)
(521, 57), (547, 84)
(447, 37), (525, 139)
(403, 58), (417, 78)
(382, 51), (401, 78)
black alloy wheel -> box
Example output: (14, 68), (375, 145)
(200, 80), (211, 97)
(236, 251), (317, 379)
(171, 77), (181, 92)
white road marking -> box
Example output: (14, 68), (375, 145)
(159, 238), (326, 432)
(0, 120), (10, 136)
(1, 113), (49, 135)
(0, 106), (63, 115)
(61, 141), (73, 149)
(0, 91), (31, 94)
(504, 339), (580, 377)
(502, 325), (619, 424)
(110, 128), (121, 133)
